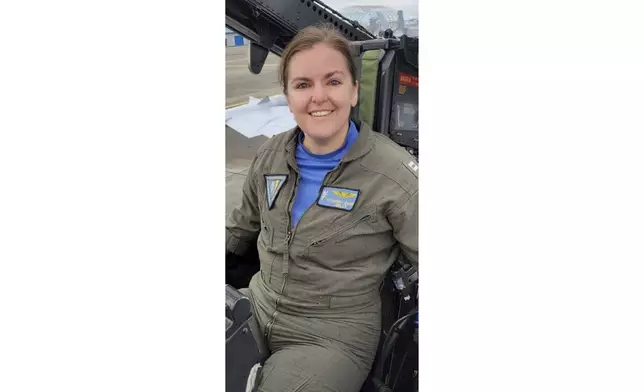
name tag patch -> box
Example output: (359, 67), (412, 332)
(317, 187), (360, 211)
(265, 174), (287, 209)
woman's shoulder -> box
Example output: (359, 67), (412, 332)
(244, 127), (298, 169)
(256, 127), (298, 154)
(360, 130), (418, 192)
(245, 127), (298, 174)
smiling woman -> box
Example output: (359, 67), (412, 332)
(278, 26), (359, 154)
(225, 24), (418, 392)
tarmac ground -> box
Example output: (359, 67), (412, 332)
(225, 45), (282, 108)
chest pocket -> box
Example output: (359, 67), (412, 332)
(305, 204), (393, 266)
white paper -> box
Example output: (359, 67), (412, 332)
(225, 94), (296, 138)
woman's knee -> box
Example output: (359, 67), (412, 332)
(257, 345), (367, 392)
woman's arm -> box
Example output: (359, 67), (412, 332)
(387, 188), (419, 268)
(226, 154), (261, 256)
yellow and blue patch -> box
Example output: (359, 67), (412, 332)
(265, 174), (287, 209)
(317, 186), (360, 211)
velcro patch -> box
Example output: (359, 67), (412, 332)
(317, 186), (360, 211)
(405, 159), (419, 177)
(265, 174), (287, 209)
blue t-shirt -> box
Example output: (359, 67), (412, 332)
(291, 121), (359, 228)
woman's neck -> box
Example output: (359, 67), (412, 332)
(303, 122), (350, 155)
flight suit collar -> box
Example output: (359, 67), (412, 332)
(283, 120), (375, 170)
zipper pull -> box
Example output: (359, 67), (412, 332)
(285, 231), (292, 244)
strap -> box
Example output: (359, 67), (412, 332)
(358, 49), (382, 128)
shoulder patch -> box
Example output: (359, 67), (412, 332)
(265, 174), (287, 209)
(404, 159), (419, 177)
(317, 186), (360, 211)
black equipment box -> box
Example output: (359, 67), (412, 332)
(226, 285), (261, 392)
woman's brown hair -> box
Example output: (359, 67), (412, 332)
(278, 24), (357, 94)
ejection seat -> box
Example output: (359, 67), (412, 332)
(348, 33), (419, 159)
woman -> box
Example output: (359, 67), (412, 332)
(226, 25), (418, 392)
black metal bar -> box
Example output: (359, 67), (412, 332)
(226, 0), (375, 59)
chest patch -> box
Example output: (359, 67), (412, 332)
(265, 174), (287, 209)
(317, 186), (360, 211)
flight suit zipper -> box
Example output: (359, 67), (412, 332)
(282, 174), (299, 282)
(265, 170), (299, 343)
(264, 162), (345, 343)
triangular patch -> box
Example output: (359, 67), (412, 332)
(265, 174), (287, 209)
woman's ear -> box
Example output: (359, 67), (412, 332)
(351, 80), (359, 107)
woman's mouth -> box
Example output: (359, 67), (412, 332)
(309, 110), (334, 118)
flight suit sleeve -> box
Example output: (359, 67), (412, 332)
(387, 188), (419, 268)
(226, 154), (261, 256)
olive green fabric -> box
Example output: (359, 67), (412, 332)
(246, 274), (379, 392)
(357, 50), (381, 129)
(226, 121), (418, 392)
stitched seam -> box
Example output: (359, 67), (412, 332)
(386, 188), (417, 217)
(359, 162), (415, 196)
(292, 374), (315, 392)
(361, 137), (417, 192)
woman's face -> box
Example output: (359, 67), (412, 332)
(285, 43), (358, 146)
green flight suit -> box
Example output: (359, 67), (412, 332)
(226, 121), (418, 392)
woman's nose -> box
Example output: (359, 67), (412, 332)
(310, 85), (328, 103)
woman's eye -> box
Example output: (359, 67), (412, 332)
(295, 83), (308, 89)
(329, 79), (341, 86)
